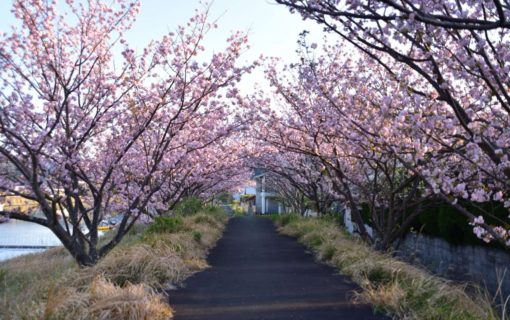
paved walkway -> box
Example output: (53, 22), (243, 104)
(169, 217), (389, 320)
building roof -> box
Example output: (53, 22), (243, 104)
(251, 168), (266, 179)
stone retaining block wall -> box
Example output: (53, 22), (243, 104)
(397, 233), (510, 298)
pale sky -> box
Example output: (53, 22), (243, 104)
(0, 0), (328, 92)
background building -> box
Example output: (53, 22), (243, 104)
(252, 169), (284, 215)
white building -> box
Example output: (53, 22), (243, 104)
(252, 169), (284, 215)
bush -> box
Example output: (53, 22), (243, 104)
(144, 217), (184, 236)
(0, 268), (6, 283)
(215, 192), (231, 204)
(357, 198), (509, 248)
(305, 233), (323, 248)
(365, 265), (394, 288)
(194, 214), (218, 227)
(322, 245), (336, 261)
(203, 204), (223, 215)
(174, 197), (203, 216)
(279, 214), (299, 226)
(193, 231), (202, 243)
(411, 199), (509, 248)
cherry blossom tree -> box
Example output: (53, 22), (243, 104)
(155, 138), (254, 213)
(0, 0), (253, 266)
(275, 0), (510, 247)
(252, 38), (498, 249)
(250, 148), (336, 216)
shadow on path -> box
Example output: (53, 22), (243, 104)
(168, 216), (390, 320)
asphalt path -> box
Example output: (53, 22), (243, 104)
(169, 216), (390, 320)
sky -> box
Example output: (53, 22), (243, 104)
(0, 0), (328, 92)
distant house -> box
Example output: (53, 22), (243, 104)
(240, 194), (256, 215)
(0, 192), (39, 213)
(0, 157), (40, 214)
(252, 169), (284, 215)
(237, 186), (256, 215)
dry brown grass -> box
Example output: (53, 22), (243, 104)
(0, 209), (227, 319)
(44, 276), (173, 320)
(273, 215), (502, 320)
(0, 246), (77, 319)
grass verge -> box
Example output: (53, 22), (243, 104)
(270, 214), (502, 320)
(0, 208), (228, 319)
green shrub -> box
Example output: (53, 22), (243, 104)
(232, 207), (244, 216)
(144, 217), (184, 236)
(215, 192), (232, 204)
(0, 268), (7, 283)
(279, 214), (298, 226)
(411, 199), (509, 248)
(322, 245), (336, 261)
(174, 197), (203, 216)
(203, 205), (223, 215)
(294, 221), (317, 237)
(193, 231), (202, 243)
(306, 233), (323, 248)
(126, 224), (147, 237)
(194, 214), (217, 226)
(365, 265), (394, 287)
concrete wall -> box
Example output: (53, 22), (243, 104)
(396, 233), (510, 297)
(256, 192), (263, 213)
(339, 201), (510, 297)
(265, 198), (280, 214)
(256, 194), (280, 214)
